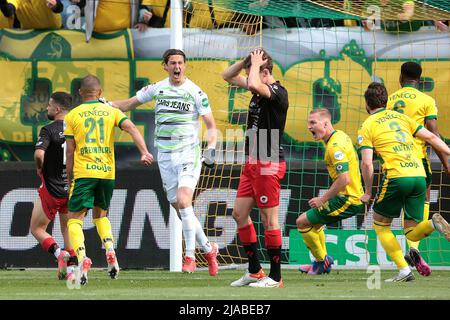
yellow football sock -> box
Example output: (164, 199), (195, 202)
(67, 218), (86, 263)
(405, 219), (434, 242)
(406, 202), (430, 250)
(299, 227), (326, 261)
(93, 217), (114, 252)
(423, 201), (430, 221)
(373, 222), (408, 269)
(317, 226), (327, 255)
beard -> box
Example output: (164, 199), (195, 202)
(47, 114), (55, 121)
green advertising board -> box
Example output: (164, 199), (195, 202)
(289, 229), (450, 267)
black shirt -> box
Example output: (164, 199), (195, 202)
(245, 81), (289, 161)
(35, 120), (68, 198)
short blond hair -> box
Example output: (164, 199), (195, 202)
(309, 108), (331, 120)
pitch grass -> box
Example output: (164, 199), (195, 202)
(0, 269), (449, 300)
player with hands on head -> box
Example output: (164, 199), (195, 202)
(222, 48), (289, 288)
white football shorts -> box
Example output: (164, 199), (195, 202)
(157, 145), (202, 203)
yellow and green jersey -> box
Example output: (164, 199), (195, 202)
(357, 108), (426, 179)
(324, 130), (364, 204)
(64, 100), (128, 180)
(386, 84), (437, 160)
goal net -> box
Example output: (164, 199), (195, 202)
(172, 0), (450, 269)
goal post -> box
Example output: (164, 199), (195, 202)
(169, 0), (184, 272)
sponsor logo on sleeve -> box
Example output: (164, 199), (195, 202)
(334, 151), (344, 161)
(201, 98), (209, 108)
(357, 135), (363, 145)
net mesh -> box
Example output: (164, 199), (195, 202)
(189, 0), (450, 19)
(161, 0), (450, 268)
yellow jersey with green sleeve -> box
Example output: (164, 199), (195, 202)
(357, 108), (425, 179)
(64, 100), (128, 180)
(324, 130), (364, 204)
(386, 84), (437, 159)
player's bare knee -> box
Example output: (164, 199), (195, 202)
(176, 189), (193, 208)
(177, 198), (192, 209)
(296, 219), (304, 229)
(232, 209), (246, 224)
(296, 213), (311, 229)
(30, 217), (43, 234)
(30, 223), (45, 238)
(30, 226), (38, 237)
(231, 209), (240, 221)
(264, 222), (279, 231)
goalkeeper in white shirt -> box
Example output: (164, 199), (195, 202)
(112, 49), (219, 276)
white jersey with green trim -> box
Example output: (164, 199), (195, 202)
(136, 78), (212, 152)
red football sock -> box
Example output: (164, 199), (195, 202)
(265, 229), (282, 282)
(238, 223), (260, 274)
(41, 237), (57, 253)
(238, 223), (257, 245)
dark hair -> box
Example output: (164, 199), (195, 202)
(401, 61), (422, 80)
(162, 49), (186, 64)
(364, 82), (388, 110)
(50, 92), (72, 110)
(243, 48), (273, 73)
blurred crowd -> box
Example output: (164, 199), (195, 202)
(260, 0), (449, 33)
(0, 0), (163, 32)
(0, 0), (448, 33)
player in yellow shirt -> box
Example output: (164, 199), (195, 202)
(387, 61), (450, 276)
(64, 75), (153, 285)
(359, 82), (450, 282)
(296, 108), (365, 274)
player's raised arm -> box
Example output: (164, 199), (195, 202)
(415, 126), (450, 159)
(222, 59), (248, 89)
(424, 118), (450, 175)
(247, 49), (272, 98)
(111, 96), (142, 112)
(120, 118), (153, 166)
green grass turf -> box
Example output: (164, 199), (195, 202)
(0, 269), (449, 300)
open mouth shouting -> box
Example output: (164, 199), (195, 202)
(173, 70), (181, 79)
(310, 129), (318, 140)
